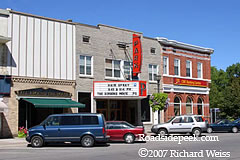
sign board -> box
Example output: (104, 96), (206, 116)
(174, 78), (208, 87)
(93, 81), (147, 97)
(132, 34), (142, 77)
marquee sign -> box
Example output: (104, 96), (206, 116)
(174, 78), (208, 87)
(93, 81), (147, 97)
(132, 34), (142, 77)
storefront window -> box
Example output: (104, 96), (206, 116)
(141, 97), (151, 122)
(174, 96), (181, 116)
(197, 97), (203, 115)
(186, 97), (193, 114)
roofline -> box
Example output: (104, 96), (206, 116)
(98, 24), (142, 34)
(0, 9), (9, 16)
(157, 37), (214, 54)
(143, 36), (157, 41)
(7, 9), (75, 25)
(75, 22), (99, 29)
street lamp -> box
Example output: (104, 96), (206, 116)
(156, 74), (161, 93)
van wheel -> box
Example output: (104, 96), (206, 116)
(158, 129), (167, 137)
(232, 127), (238, 133)
(207, 127), (213, 133)
(192, 128), (201, 137)
(31, 136), (44, 147)
(81, 135), (94, 147)
(124, 133), (135, 143)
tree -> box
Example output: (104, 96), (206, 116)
(149, 93), (168, 112)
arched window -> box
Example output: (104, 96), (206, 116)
(186, 97), (193, 114)
(174, 96), (181, 116)
(197, 97), (204, 115)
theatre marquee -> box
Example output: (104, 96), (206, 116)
(93, 81), (147, 97)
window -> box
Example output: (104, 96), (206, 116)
(174, 59), (180, 76)
(197, 98), (203, 115)
(81, 116), (99, 125)
(194, 116), (204, 122)
(141, 96), (151, 122)
(182, 117), (194, 123)
(186, 60), (192, 77)
(163, 56), (168, 75)
(174, 96), (181, 116)
(80, 55), (92, 76)
(197, 62), (202, 78)
(82, 35), (90, 43)
(172, 117), (182, 123)
(124, 61), (132, 80)
(60, 116), (80, 125)
(186, 97), (193, 114)
(105, 59), (121, 78)
(151, 48), (156, 54)
(45, 116), (60, 126)
(149, 64), (158, 81)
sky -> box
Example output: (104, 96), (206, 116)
(1, 0), (240, 70)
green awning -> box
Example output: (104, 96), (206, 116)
(22, 98), (85, 108)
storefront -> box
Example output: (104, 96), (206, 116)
(93, 81), (147, 125)
(15, 88), (85, 129)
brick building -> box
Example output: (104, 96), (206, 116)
(157, 38), (214, 122)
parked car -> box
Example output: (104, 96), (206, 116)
(106, 121), (145, 143)
(26, 113), (109, 147)
(151, 115), (207, 136)
(207, 119), (239, 133)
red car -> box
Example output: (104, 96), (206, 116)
(106, 121), (146, 143)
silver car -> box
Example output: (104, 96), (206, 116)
(151, 115), (207, 136)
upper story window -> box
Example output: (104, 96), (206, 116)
(80, 55), (93, 76)
(186, 60), (192, 77)
(123, 61), (132, 80)
(149, 64), (158, 81)
(197, 62), (203, 78)
(82, 35), (90, 43)
(105, 59), (121, 78)
(151, 48), (156, 55)
(174, 59), (180, 76)
(163, 56), (169, 75)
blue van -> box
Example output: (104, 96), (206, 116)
(26, 113), (109, 147)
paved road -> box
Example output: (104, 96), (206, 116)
(0, 133), (239, 160)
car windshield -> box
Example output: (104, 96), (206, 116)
(167, 117), (175, 123)
(232, 119), (240, 124)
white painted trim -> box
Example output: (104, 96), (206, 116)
(174, 58), (180, 76)
(148, 64), (159, 82)
(163, 75), (211, 82)
(79, 55), (93, 77)
(163, 56), (169, 75)
(197, 62), (203, 79)
(163, 84), (210, 95)
(16, 96), (71, 100)
(163, 51), (210, 61)
(162, 46), (210, 57)
(186, 60), (192, 78)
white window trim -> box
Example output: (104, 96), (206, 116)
(186, 60), (192, 78)
(186, 98), (193, 114)
(79, 55), (93, 77)
(105, 58), (124, 80)
(163, 56), (169, 75)
(197, 62), (203, 79)
(173, 99), (182, 116)
(174, 58), (180, 76)
(148, 64), (159, 82)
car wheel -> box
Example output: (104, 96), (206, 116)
(124, 133), (135, 143)
(232, 127), (238, 133)
(81, 135), (94, 147)
(158, 129), (167, 137)
(192, 128), (201, 137)
(31, 136), (44, 148)
(207, 127), (213, 133)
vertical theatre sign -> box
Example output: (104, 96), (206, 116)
(132, 34), (142, 77)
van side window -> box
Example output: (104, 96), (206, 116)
(60, 116), (80, 125)
(46, 116), (60, 126)
(81, 116), (99, 125)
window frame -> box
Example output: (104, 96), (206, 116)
(150, 47), (156, 55)
(197, 62), (203, 79)
(79, 55), (93, 77)
(186, 60), (192, 77)
(105, 59), (122, 79)
(163, 56), (169, 75)
(148, 64), (159, 82)
(82, 35), (90, 43)
(174, 58), (180, 76)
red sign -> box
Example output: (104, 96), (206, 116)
(174, 78), (208, 87)
(132, 34), (142, 77)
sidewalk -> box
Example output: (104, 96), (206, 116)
(0, 137), (27, 146)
